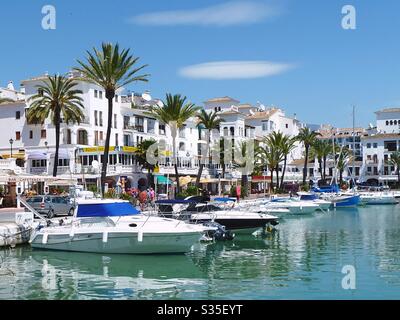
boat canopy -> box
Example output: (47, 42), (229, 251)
(76, 202), (140, 218)
(312, 184), (340, 193)
(213, 197), (236, 202)
(298, 193), (318, 200)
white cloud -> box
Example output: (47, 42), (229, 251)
(129, 1), (281, 27)
(179, 61), (294, 80)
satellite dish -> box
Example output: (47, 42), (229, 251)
(91, 160), (99, 169)
(142, 92), (152, 101)
(249, 110), (255, 115)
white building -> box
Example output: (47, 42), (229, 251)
(360, 108), (400, 185)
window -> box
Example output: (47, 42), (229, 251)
(159, 124), (166, 135)
(115, 95), (118, 102)
(99, 111), (103, 127)
(114, 114), (117, 129)
(29, 130), (33, 139)
(94, 90), (98, 98)
(179, 142), (185, 151)
(16, 111), (20, 119)
(285, 124), (289, 129)
(373, 143), (378, 148)
(366, 143), (371, 148)
(386, 121), (389, 125)
(395, 120), (398, 125)
(94, 110), (98, 126)
(99, 131), (103, 142)
(115, 133), (119, 146)
(99, 91), (103, 99)
(262, 122), (268, 131)
(16, 131), (21, 140)
(390, 120), (393, 125)
(41, 130), (46, 139)
(94, 130), (98, 146)
(66, 129), (71, 144)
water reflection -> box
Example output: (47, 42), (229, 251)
(1, 205), (400, 299)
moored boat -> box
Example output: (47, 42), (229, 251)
(30, 199), (212, 254)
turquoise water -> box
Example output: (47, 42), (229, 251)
(1, 205), (400, 300)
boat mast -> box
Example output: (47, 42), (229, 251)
(352, 105), (356, 189)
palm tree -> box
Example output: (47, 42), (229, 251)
(27, 75), (84, 177)
(388, 151), (400, 184)
(145, 94), (200, 195)
(296, 127), (320, 185)
(264, 132), (284, 189)
(195, 110), (223, 188)
(279, 135), (297, 189)
(135, 139), (158, 189)
(74, 42), (149, 196)
(336, 147), (352, 184)
(0, 97), (14, 104)
(310, 139), (332, 181)
(234, 141), (256, 197)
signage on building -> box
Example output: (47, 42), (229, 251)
(82, 146), (116, 153)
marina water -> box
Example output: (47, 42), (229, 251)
(1, 205), (399, 300)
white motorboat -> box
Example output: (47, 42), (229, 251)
(156, 198), (279, 234)
(263, 197), (320, 214)
(30, 199), (212, 254)
(359, 192), (398, 205)
(297, 192), (332, 211)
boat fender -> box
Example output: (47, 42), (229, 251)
(69, 230), (74, 238)
(138, 230), (143, 242)
(102, 231), (108, 243)
(42, 233), (48, 244)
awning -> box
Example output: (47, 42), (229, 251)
(27, 152), (47, 160)
(1, 153), (26, 160)
(179, 175), (192, 186)
(156, 175), (173, 185)
(50, 150), (70, 159)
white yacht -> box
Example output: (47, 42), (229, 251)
(30, 199), (213, 254)
(359, 192), (398, 205)
(263, 197), (320, 214)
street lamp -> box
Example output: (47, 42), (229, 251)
(9, 138), (13, 158)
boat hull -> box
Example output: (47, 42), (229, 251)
(190, 217), (275, 234)
(331, 195), (360, 208)
(30, 231), (202, 254)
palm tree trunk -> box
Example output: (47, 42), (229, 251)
(148, 170), (154, 189)
(323, 156), (327, 180)
(303, 146), (309, 185)
(172, 135), (180, 195)
(101, 94), (114, 197)
(280, 155), (287, 190)
(318, 159), (323, 180)
(270, 169), (274, 192)
(195, 164), (204, 188)
(340, 170), (343, 184)
(397, 167), (399, 184)
(52, 106), (61, 177)
(275, 165), (279, 190)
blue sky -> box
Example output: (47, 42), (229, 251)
(1, 0), (400, 128)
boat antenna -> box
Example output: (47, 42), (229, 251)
(352, 105), (356, 192)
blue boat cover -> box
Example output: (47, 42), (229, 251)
(155, 199), (195, 204)
(77, 202), (140, 218)
(213, 197), (236, 202)
(312, 184), (340, 193)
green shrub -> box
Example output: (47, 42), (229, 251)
(186, 185), (199, 196)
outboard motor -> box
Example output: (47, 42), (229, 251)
(203, 221), (235, 241)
